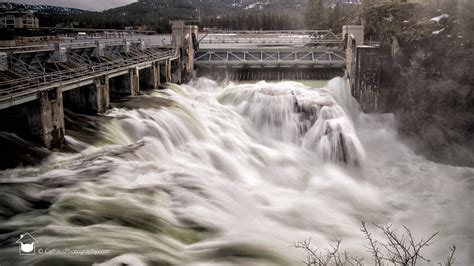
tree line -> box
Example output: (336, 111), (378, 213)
(33, 0), (360, 33)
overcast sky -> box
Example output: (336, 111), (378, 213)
(5, 0), (137, 11)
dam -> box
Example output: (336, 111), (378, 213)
(1, 18), (470, 266)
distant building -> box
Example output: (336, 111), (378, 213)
(324, 0), (362, 5)
(363, 0), (453, 4)
(339, 0), (362, 4)
(0, 11), (39, 29)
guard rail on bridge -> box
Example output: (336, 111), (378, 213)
(0, 38), (171, 53)
(0, 43), (178, 108)
(195, 48), (346, 69)
(198, 30), (342, 46)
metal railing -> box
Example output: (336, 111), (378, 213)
(198, 30), (343, 46)
(0, 37), (171, 53)
(0, 48), (177, 103)
(194, 48), (346, 68)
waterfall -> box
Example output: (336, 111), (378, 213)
(217, 79), (365, 166)
(0, 77), (472, 266)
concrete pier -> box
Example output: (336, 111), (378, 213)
(128, 67), (140, 96)
(145, 62), (161, 89)
(63, 76), (110, 114)
(109, 67), (140, 96)
(171, 21), (197, 84)
(30, 88), (66, 149)
(161, 60), (172, 83)
(171, 59), (182, 84)
(0, 87), (65, 149)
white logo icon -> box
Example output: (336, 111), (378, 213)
(16, 233), (38, 255)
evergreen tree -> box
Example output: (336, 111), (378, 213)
(305, 0), (325, 29)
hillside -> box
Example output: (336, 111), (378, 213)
(0, 2), (83, 15)
(0, 0), (309, 32)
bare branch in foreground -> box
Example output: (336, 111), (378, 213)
(294, 221), (456, 266)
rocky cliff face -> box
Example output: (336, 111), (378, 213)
(347, 2), (474, 166)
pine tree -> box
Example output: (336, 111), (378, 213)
(305, 0), (325, 29)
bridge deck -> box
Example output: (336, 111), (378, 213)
(0, 40), (177, 109)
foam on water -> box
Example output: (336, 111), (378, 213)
(0, 77), (472, 265)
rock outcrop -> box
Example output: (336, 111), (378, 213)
(346, 2), (474, 166)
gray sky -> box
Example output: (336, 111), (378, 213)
(5, 0), (137, 11)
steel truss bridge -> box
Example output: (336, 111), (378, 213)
(194, 48), (346, 69)
(0, 40), (177, 108)
(198, 30), (342, 46)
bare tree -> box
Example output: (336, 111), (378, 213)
(292, 237), (364, 266)
(293, 221), (456, 266)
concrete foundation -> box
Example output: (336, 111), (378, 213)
(63, 76), (110, 114)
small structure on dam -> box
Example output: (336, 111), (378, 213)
(343, 25), (382, 113)
(0, 22), (198, 149)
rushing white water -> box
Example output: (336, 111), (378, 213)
(0, 77), (472, 265)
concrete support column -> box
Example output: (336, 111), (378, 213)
(110, 67), (140, 96)
(29, 88), (65, 149)
(161, 60), (172, 83)
(95, 76), (110, 113)
(128, 67), (140, 96)
(146, 62), (160, 89)
(171, 59), (181, 84)
(63, 76), (110, 114)
(171, 21), (198, 84)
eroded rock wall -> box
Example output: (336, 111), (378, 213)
(347, 2), (474, 166)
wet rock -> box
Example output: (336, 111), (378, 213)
(346, 2), (474, 166)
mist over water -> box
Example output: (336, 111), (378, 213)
(0, 77), (472, 265)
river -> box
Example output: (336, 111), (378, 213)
(0, 77), (472, 265)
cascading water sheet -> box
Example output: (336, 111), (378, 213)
(0, 77), (472, 266)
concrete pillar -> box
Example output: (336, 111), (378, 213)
(342, 25), (364, 48)
(95, 76), (110, 112)
(171, 21), (198, 84)
(171, 59), (181, 84)
(128, 67), (140, 96)
(146, 62), (160, 89)
(171, 21), (186, 48)
(26, 88), (65, 149)
(63, 76), (110, 114)
(161, 60), (172, 83)
(110, 67), (140, 96)
(343, 25), (365, 87)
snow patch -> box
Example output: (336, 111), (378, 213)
(430, 14), (449, 23)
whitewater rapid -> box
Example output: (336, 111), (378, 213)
(0, 77), (472, 265)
